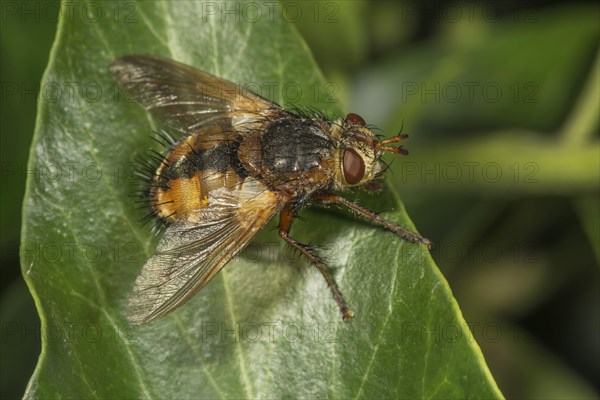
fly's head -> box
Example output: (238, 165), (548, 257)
(330, 113), (409, 191)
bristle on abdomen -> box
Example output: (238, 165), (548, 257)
(132, 129), (180, 231)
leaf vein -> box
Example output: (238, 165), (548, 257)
(353, 240), (401, 399)
(221, 271), (255, 399)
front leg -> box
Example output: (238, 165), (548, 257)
(278, 206), (354, 321)
(313, 193), (432, 248)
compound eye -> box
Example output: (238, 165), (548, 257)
(343, 148), (365, 185)
(345, 113), (366, 126)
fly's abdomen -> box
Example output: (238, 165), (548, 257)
(150, 136), (247, 222)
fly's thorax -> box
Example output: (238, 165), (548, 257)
(237, 117), (334, 197)
(329, 117), (383, 190)
(260, 117), (332, 174)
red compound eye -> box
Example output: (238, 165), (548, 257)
(345, 113), (366, 126)
(343, 148), (365, 185)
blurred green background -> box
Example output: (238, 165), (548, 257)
(1, 0), (598, 398)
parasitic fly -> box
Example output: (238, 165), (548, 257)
(110, 55), (431, 323)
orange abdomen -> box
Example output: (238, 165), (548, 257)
(149, 135), (247, 222)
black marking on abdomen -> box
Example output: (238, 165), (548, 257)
(163, 140), (248, 179)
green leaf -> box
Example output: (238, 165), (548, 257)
(22, 1), (502, 398)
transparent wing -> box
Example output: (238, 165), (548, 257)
(128, 179), (285, 323)
(110, 55), (286, 133)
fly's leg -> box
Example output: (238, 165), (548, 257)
(314, 193), (433, 248)
(278, 207), (354, 321)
